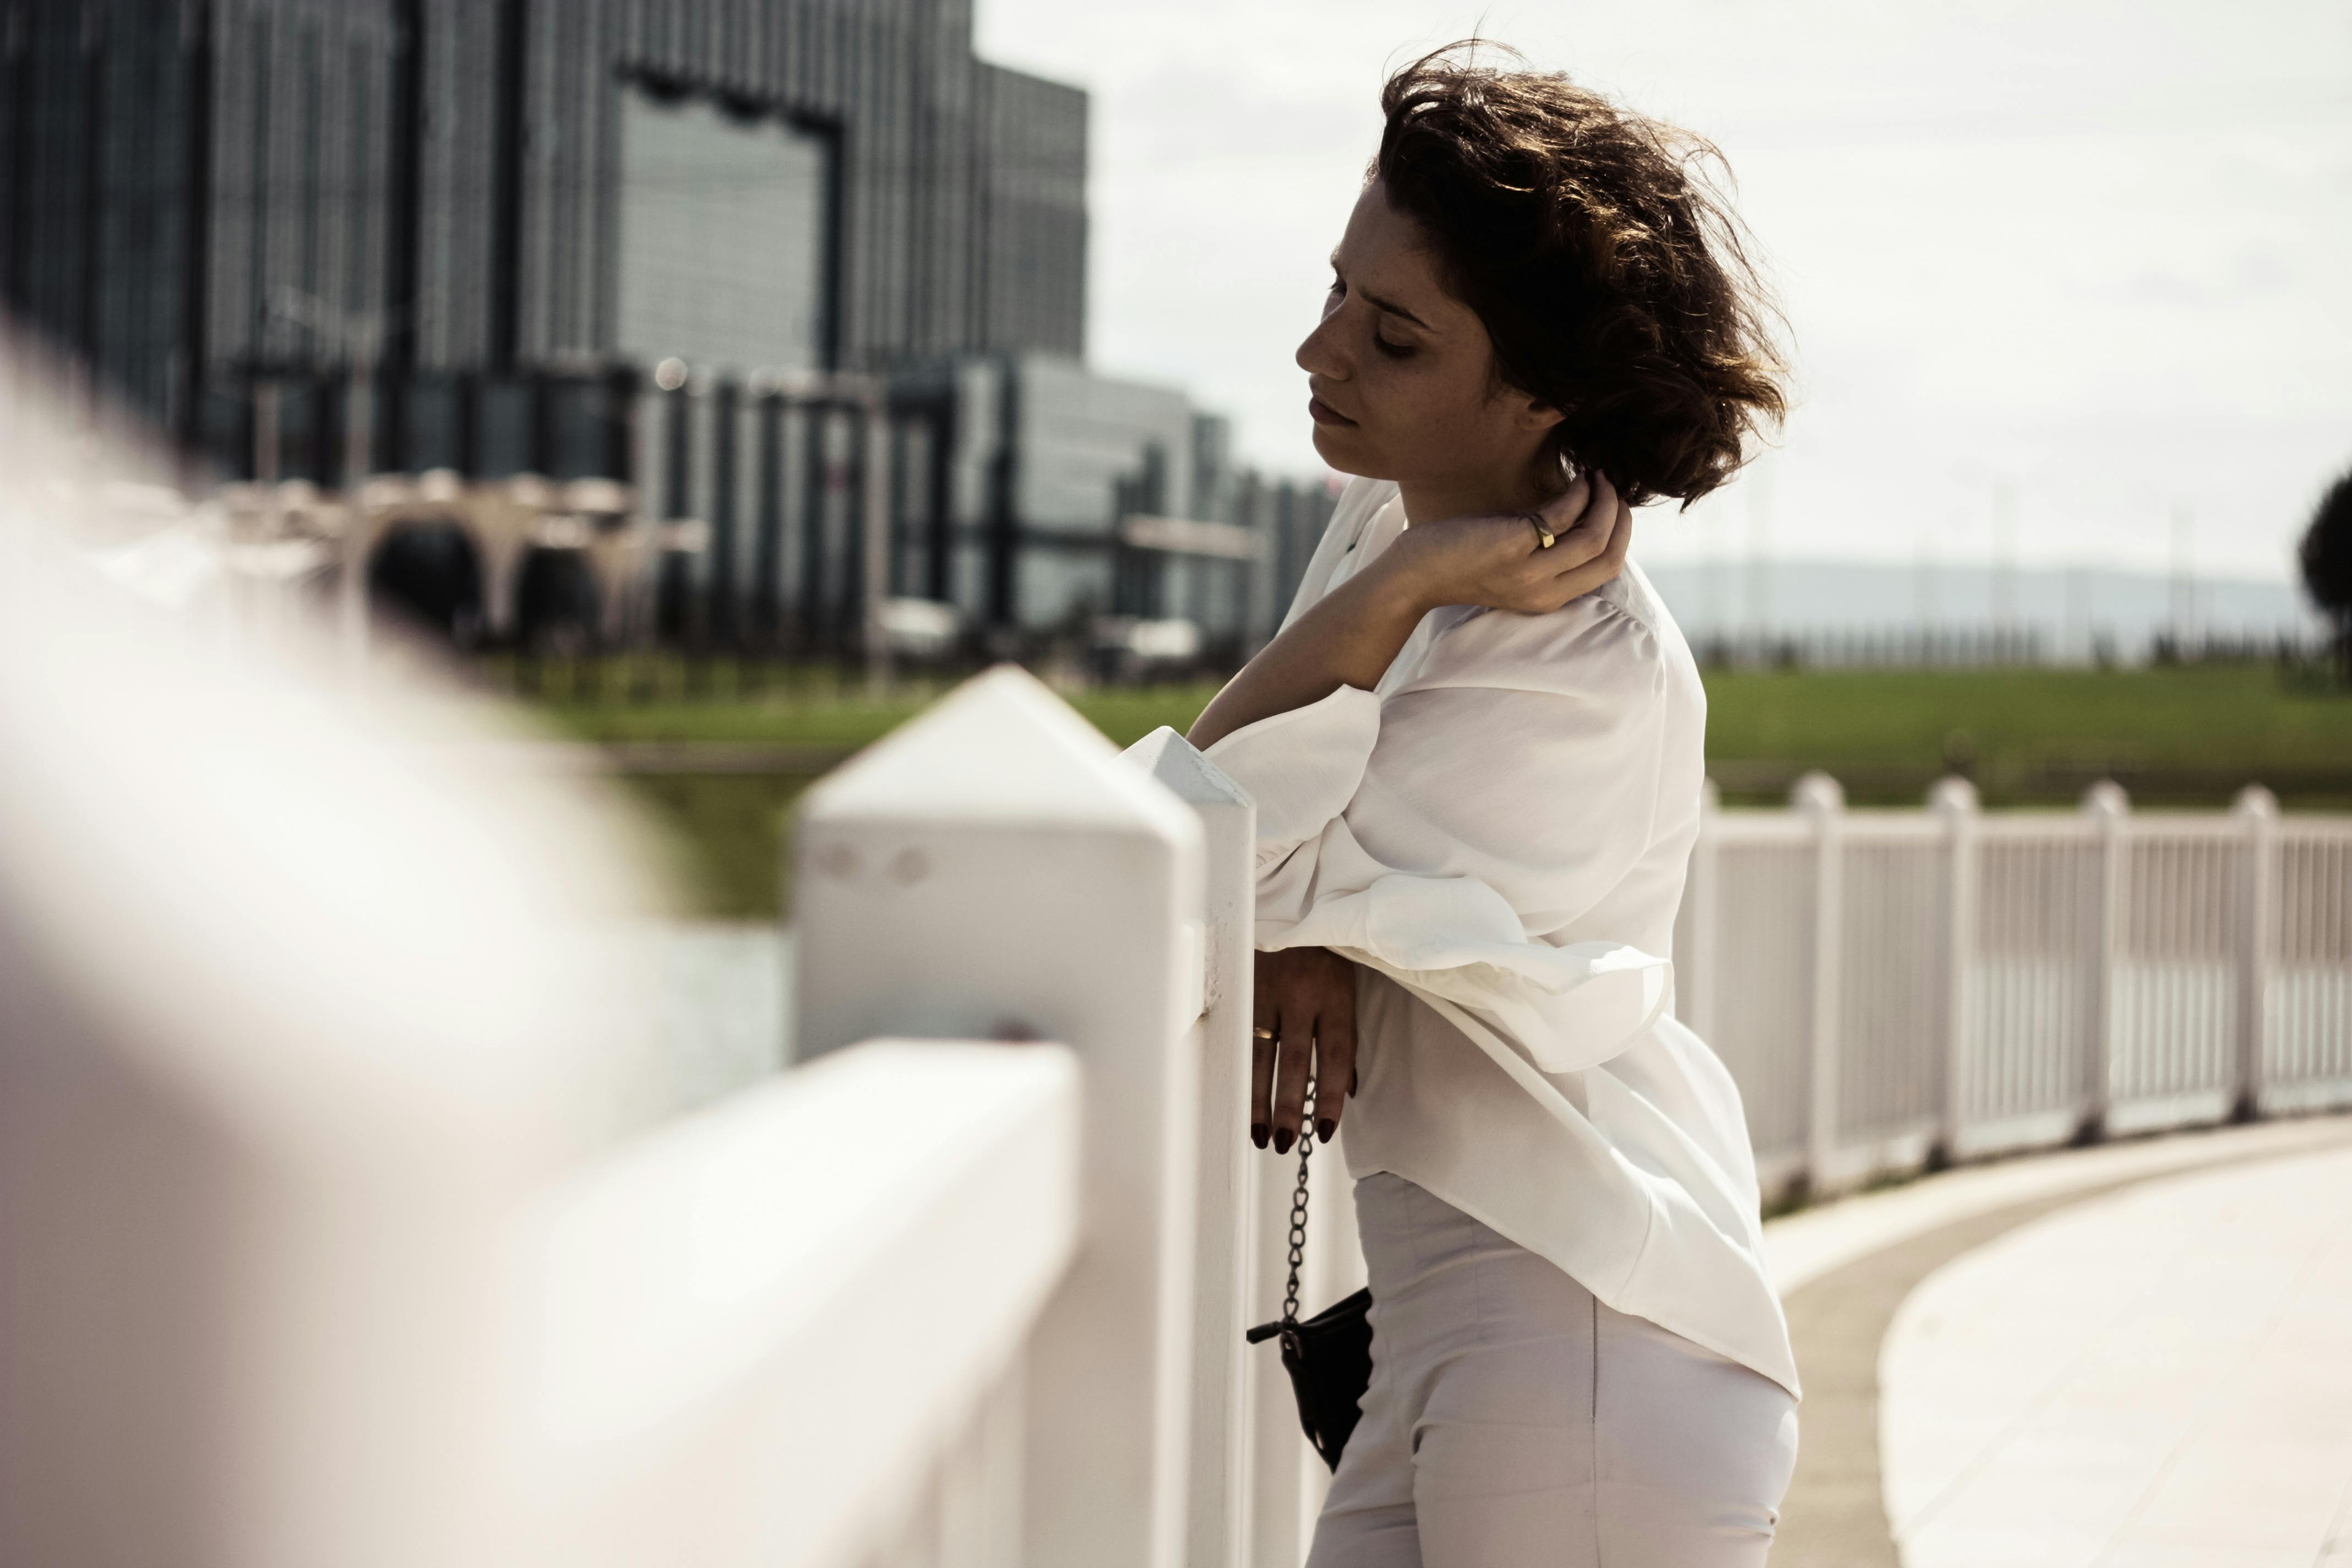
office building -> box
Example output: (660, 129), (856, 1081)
(0, 0), (1082, 459)
(0, 0), (1326, 655)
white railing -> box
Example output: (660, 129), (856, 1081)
(778, 668), (1366, 1568)
(1677, 774), (2352, 1199)
(9, 591), (2343, 1568)
(785, 667), (1211, 1568)
(531, 1038), (1079, 1568)
(0, 588), (1349, 1568)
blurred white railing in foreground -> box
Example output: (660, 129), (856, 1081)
(0, 524), (1348, 1568)
(1679, 774), (2352, 1200)
(530, 1037), (1078, 1568)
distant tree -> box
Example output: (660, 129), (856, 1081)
(2301, 469), (2352, 683)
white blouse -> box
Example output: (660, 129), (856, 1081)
(1204, 477), (1799, 1398)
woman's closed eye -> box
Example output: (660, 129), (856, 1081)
(1328, 274), (1417, 357)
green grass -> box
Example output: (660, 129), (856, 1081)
(1697, 665), (2352, 807)
(531, 677), (1225, 752)
(614, 771), (814, 921)
(519, 674), (1229, 918)
(507, 662), (2352, 918)
(1702, 666), (2345, 771)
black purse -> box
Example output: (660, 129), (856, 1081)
(1244, 1117), (1373, 1473)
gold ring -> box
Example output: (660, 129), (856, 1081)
(1527, 511), (1556, 549)
(1251, 1026), (1276, 1040)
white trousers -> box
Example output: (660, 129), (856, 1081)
(1305, 1174), (1799, 1568)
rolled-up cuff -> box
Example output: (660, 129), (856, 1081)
(1201, 684), (1382, 871)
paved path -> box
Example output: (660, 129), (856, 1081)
(1881, 1147), (2352, 1568)
(1765, 1117), (2352, 1567)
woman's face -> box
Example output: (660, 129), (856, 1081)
(1295, 180), (1560, 487)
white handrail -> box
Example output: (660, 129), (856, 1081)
(1120, 728), (1373, 1568)
(1122, 728), (1264, 1568)
(528, 1039), (1080, 1568)
(790, 666), (1207, 1568)
(0, 560), (1194, 1568)
(1680, 775), (2352, 1200)
(1, 528), (650, 1568)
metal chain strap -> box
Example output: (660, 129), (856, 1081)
(1281, 1073), (1317, 1327)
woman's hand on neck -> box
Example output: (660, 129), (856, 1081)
(1186, 470), (1631, 753)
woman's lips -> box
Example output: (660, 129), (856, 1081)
(1308, 395), (1358, 428)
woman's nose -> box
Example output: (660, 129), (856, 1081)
(1295, 305), (1349, 380)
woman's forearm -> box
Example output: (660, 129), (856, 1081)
(1189, 478), (1630, 752)
(1187, 553), (1430, 751)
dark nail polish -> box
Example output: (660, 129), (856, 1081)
(1273, 1128), (1294, 1155)
(1251, 1123), (1268, 1149)
(1317, 1119), (1336, 1144)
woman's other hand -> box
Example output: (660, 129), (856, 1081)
(1380, 470), (1632, 616)
(1253, 946), (1357, 1155)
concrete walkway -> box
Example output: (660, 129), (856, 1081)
(1765, 1116), (2352, 1567)
(1881, 1147), (2352, 1568)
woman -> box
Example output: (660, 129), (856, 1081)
(1188, 46), (1799, 1567)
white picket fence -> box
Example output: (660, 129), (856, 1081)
(1680, 775), (2352, 1200)
(6, 624), (2349, 1568)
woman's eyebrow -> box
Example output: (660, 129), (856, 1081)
(1360, 289), (1432, 331)
(1330, 255), (1434, 332)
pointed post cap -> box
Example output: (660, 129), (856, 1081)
(802, 665), (1199, 842)
(1121, 725), (1249, 810)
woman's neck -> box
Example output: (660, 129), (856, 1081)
(1396, 453), (1562, 527)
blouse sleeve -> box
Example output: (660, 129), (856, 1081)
(1203, 594), (1675, 1075)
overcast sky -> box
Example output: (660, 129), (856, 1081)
(974, 0), (2352, 582)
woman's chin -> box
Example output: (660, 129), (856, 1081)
(1309, 425), (1390, 481)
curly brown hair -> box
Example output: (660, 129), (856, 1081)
(1375, 43), (1787, 508)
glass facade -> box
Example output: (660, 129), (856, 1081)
(614, 88), (831, 375)
(0, 0), (1088, 467)
(0, 0), (1331, 657)
(874, 352), (1337, 650)
(1014, 354), (1195, 532)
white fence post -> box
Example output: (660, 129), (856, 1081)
(1121, 728), (1260, 1568)
(791, 667), (1205, 1568)
(2082, 780), (2131, 1141)
(1249, 1148), (1310, 1568)
(1682, 777), (1723, 1041)
(1930, 777), (1979, 1161)
(1795, 772), (1845, 1193)
(0, 542), (651, 1568)
(2233, 785), (2279, 1120)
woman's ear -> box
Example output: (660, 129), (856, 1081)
(1510, 390), (1568, 433)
